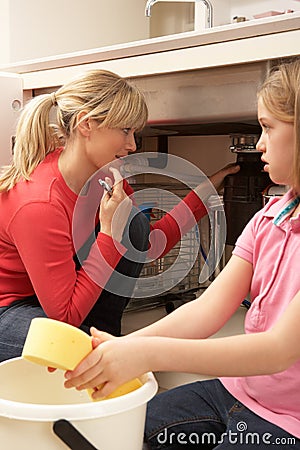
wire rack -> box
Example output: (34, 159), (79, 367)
(126, 182), (221, 312)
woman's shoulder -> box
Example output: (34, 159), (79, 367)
(3, 149), (74, 213)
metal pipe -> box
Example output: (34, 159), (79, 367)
(145, 0), (158, 17)
(145, 0), (213, 29)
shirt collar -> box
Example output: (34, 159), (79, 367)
(262, 189), (300, 226)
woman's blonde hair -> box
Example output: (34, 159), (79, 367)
(0, 70), (148, 192)
(257, 59), (300, 192)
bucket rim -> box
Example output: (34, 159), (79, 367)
(0, 358), (158, 421)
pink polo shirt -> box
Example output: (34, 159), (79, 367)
(221, 189), (300, 438)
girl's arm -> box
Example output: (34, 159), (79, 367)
(65, 284), (300, 398)
(131, 255), (251, 339)
(64, 255), (252, 393)
(130, 286), (300, 378)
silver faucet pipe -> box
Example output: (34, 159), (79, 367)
(200, 0), (213, 28)
(145, 0), (157, 17)
(145, 0), (213, 29)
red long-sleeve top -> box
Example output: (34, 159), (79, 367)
(0, 149), (207, 326)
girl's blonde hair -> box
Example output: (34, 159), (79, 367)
(0, 70), (148, 192)
(257, 59), (300, 192)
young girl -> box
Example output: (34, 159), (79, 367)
(64, 60), (300, 449)
(0, 69), (235, 363)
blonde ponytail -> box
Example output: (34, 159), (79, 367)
(0, 94), (59, 192)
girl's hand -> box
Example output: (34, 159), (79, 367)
(90, 327), (114, 349)
(64, 327), (149, 399)
(99, 167), (132, 242)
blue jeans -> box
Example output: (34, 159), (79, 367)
(0, 207), (150, 363)
(144, 379), (300, 449)
(0, 297), (47, 363)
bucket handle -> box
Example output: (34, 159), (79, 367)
(53, 419), (99, 450)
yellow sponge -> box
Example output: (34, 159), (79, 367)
(88, 377), (143, 401)
(22, 317), (142, 400)
(22, 318), (93, 370)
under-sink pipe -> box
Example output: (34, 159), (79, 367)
(145, 0), (213, 30)
(148, 135), (168, 168)
(121, 136), (169, 178)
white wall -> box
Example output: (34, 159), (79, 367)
(167, 135), (235, 176)
(0, 0), (10, 64)
(2, 1), (300, 64)
(150, 3), (194, 37)
(149, 0), (300, 37)
(1, 0), (150, 64)
(144, 135), (235, 177)
(230, 0), (300, 21)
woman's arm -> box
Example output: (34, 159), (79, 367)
(148, 164), (239, 259)
(10, 171), (131, 327)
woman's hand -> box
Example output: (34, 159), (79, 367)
(209, 163), (240, 192)
(194, 163), (239, 201)
(99, 167), (132, 242)
(64, 327), (150, 399)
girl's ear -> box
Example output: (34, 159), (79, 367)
(76, 111), (92, 137)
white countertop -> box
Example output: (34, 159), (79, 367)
(1, 12), (300, 90)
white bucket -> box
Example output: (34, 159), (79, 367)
(0, 357), (158, 450)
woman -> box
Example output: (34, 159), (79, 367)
(0, 69), (237, 363)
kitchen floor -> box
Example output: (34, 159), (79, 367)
(121, 300), (247, 390)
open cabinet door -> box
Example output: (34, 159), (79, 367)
(0, 72), (23, 167)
